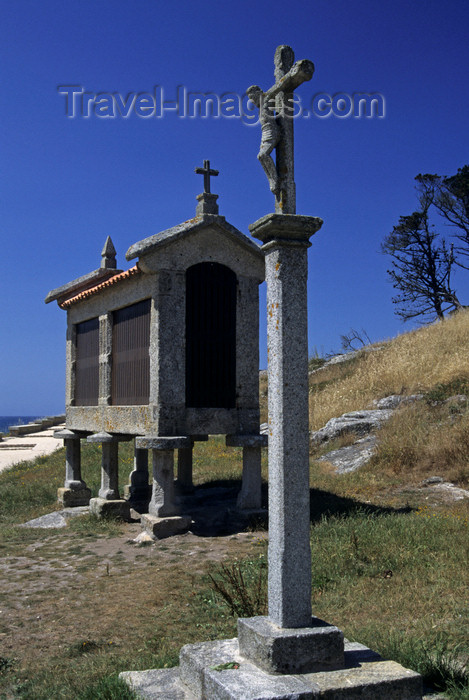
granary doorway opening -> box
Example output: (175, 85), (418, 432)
(185, 262), (236, 409)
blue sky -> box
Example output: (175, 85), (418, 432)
(1, 0), (468, 414)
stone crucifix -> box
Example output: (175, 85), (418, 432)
(247, 46), (314, 215)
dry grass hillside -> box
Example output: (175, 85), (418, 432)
(306, 309), (469, 494)
(309, 309), (469, 430)
(261, 309), (469, 494)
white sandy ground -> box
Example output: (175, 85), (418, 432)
(0, 426), (65, 474)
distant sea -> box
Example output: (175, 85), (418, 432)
(0, 416), (43, 435)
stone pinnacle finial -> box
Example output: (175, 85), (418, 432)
(101, 236), (117, 269)
(194, 159), (219, 216)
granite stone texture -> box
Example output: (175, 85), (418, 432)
(148, 448), (180, 517)
(204, 663), (314, 699)
(237, 616), (344, 674)
(89, 497), (130, 520)
(120, 667), (187, 700)
(54, 209), (264, 442)
(247, 46), (315, 216)
(126, 447), (152, 511)
(301, 660), (423, 698)
(120, 637), (423, 699)
(235, 446), (263, 510)
(250, 213), (322, 629)
(57, 486), (91, 507)
(141, 514), (192, 539)
(179, 638), (242, 698)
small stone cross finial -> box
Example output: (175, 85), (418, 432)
(101, 236), (117, 269)
(195, 159), (219, 194)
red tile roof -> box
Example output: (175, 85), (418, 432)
(60, 266), (140, 308)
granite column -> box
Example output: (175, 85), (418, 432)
(250, 213), (322, 628)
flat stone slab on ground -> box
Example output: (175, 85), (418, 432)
(141, 513), (192, 539)
(19, 506), (89, 529)
(301, 660), (422, 698)
(120, 667), (187, 700)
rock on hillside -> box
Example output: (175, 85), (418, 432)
(312, 394), (423, 474)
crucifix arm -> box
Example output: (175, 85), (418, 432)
(264, 59), (315, 101)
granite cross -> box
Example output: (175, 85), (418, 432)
(195, 159), (219, 194)
(247, 45), (314, 215)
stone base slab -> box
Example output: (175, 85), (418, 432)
(120, 667), (187, 699)
(89, 497), (131, 520)
(238, 616), (344, 674)
(141, 513), (192, 539)
(57, 487), (91, 507)
(120, 637), (423, 699)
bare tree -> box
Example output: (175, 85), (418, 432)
(416, 166), (469, 269)
(340, 328), (371, 352)
(382, 196), (462, 322)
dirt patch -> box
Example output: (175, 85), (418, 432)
(0, 518), (264, 677)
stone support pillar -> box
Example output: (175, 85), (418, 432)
(136, 436), (191, 518)
(87, 432), (133, 519)
(249, 213), (322, 628)
(55, 428), (91, 507)
(149, 449), (178, 517)
(125, 446), (151, 512)
(64, 438), (83, 488)
(226, 434), (268, 511)
(176, 435), (208, 493)
(99, 441), (119, 499)
(177, 445), (193, 492)
(87, 432), (122, 500)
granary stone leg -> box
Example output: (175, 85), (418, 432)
(149, 449), (179, 517)
(87, 433), (132, 520)
(64, 438), (83, 488)
(99, 441), (119, 499)
(136, 436), (193, 538)
(177, 444), (193, 492)
(87, 432), (122, 500)
(125, 445), (151, 512)
(176, 435), (208, 493)
(226, 434), (268, 511)
(238, 447), (262, 510)
(54, 428), (91, 507)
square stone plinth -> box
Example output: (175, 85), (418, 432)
(237, 616), (344, 674)
(141, 513), (192, 539)
(89, 497), (130, 520)
(57, 487), (91, 507)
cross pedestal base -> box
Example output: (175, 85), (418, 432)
(237, 616), (344, 674)
(120, 632), (424, 699)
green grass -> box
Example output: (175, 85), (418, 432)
(0, 432), (468, 697)
(206, 509), (469, 697)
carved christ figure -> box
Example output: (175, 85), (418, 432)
(247, 46), (315, 213)
(247, 86), (281, 196)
